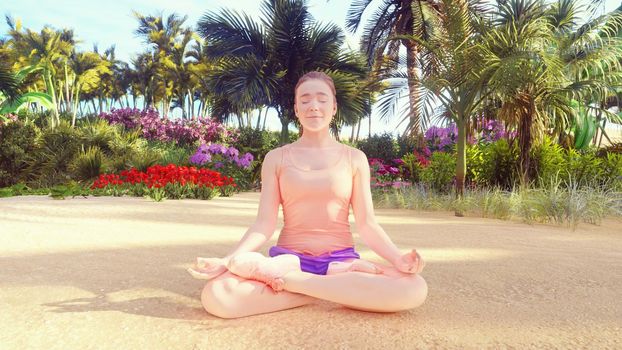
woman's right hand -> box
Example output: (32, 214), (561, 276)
(187, 257), (229, 280)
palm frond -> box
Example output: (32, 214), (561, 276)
(346, 0), (375, 33)
(197, 8), (267, 59)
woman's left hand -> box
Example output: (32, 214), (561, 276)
(393, 249), (425, 274)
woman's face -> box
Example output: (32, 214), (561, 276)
(294, 79), (337, 133)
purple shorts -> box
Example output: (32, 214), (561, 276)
(268, 246), (360, 275)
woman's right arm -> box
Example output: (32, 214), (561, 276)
(221, 147), (282, 261)
(188, 148), (283, 280)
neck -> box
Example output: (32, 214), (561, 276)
(295, 130), (340, 148)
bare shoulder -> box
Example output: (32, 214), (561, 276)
(262, 146), (285, 170)
(344, 145), (369, 176)
(344, 145), (366, 162)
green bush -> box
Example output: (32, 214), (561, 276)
(421, 151), (456, 193)
(69, 145), (108, 181)
(600, 153), (622, 191)
(357, 133), (399, 162)
(0, 120), (37, 187)
(564, 149), (603, 186)
(77, 118), (119, 156)
(23, 121), (81, 187)
(531, 136), (566, 188)
(466, 139), (519, 189)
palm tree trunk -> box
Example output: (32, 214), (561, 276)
(44, 69), (59, 126)
(262, 108), (268, 131)
(64, 64), (71, 116)
(71, 82), (80, 127)
(279, 111), (289, 145)
(518, 100), (534, 186)
(187, 89), (193, 118)
(368, 112), (371, 138)
(179, 94), (187, 119)
(405, 40), (421, 137)
(455, 118), (467, 200)
(356, 117), (362, 142)
(256, 107), (263, 130)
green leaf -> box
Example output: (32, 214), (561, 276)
(0, 92), (54, 114)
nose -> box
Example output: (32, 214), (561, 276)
(309, 100), (320, 110)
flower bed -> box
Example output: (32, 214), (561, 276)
(98, 108), (237, 146)
(90, 164), (236, 201)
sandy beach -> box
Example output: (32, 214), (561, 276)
(1, 192), (621, 349)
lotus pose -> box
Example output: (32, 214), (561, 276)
(188, 71), (427, 319)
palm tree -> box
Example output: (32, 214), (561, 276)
(197, 0), (370, 144)
(385, 0), (493, 200)
(133, 11), (191, 116)
(67, 50), (109, 125)
(346, 0), (443, 137)
(168, 29), (195, 118)
(5, 17), (73, 126)
(480, 0), (622, 183)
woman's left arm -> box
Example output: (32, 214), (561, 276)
(350, 149), (424, 274)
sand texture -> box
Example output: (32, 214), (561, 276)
(1, 193), (621, 349)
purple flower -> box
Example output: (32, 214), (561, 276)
(208, 143), (227, 154)
(226, 146), (240, 159)
(189, 151), (212, 165)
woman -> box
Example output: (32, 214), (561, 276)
(188, 71), (427, 318)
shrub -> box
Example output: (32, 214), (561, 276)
(23, 121), (81, 187)
(0, 119), (37, 187)
(421, 151), (456, 193)
(69, 146), (108, 181)
(466, 139), (519, 189)
(530, 136), (566, 188)
(357, 133), (399, 163)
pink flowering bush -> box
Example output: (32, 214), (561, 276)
(368, 157), (411, 189)
(98, 108), (237, 146)
(475, 118), (517, 143)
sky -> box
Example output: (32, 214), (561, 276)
(2, 0), (621, 137)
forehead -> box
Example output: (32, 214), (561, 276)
(296, 79), (333, 96)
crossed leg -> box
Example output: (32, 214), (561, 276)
(200, 258), (427, 319)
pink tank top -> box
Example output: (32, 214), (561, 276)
(275, 143), (355, 256)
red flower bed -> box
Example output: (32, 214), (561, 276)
(91, 164), (236, 190)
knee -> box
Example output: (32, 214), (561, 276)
(401, 274), (428, 310)
(200, 280), (243, 319)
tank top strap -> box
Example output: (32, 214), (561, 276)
(347, 145), (352, 172)
(276, 145), (286, 178)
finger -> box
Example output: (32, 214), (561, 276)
(349, 260), (384, 274)
(196, 257), (218, 268)
(188, 266), (226, 280)
(193, 265), (219, 274)
(187, 267), (211, 280)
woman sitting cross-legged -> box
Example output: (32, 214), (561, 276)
(188, 71), (427, 319)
